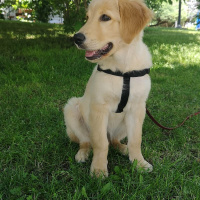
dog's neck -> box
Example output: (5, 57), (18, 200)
(97, 32), (152, 73)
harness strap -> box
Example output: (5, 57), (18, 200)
(116, 76), (130, 113)
(97, 65), (150, 77)
(97, 65), (150, 113)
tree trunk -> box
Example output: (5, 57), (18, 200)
(84, 0), (88, 9)
(63, 1), (70, 24)
(74, 0), (80, 12)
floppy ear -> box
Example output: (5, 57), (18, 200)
(119, 0), (153, 43)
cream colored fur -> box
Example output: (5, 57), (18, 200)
(64, 0), (153, 177)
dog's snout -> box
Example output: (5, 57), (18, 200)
(74, 33), (86, 45)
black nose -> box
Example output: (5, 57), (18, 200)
(73, 33), (86, 45)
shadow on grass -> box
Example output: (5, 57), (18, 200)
(0, 20), (74, 50)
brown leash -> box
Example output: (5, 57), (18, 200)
(146, 108), (200, 131)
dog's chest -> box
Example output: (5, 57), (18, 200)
(88, 70), (151, 112)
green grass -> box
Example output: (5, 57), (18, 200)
(0, 21), (200, 199)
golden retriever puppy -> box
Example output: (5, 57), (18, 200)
(64, 0), (153, 177)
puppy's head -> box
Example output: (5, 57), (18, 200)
(74, 0), (152, 62)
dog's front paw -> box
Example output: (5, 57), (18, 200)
(90, 167), (108, 178)
(75, 149), (89, 163)
(130, 157), (153, 172)
(136, 160), (153, 172)
(90, 162), (108, 178)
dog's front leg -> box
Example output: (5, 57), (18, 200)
(89, 104), (109, 177)
(125, 104), (153, 172)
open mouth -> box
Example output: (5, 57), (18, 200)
(85, 42), (113, 60)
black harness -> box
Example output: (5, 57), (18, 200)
(97, 65), (150, 113)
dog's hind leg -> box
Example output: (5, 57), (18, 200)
(75, 142), (91, 162)
(67, 127), (79, 143)
(111, 139), (128, 155)
(64, 97), (91, 162)
(109, 121), (128, 155)
(110, 133), (128, 155)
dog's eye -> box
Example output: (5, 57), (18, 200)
(100, 14), (111, 22)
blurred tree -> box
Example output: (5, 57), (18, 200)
(29, 0), (52, 23)
(146, 0), (174, 11)
(197, 0), (200, 9)
(50, 0), (89, 33)
(152, 0), (188, 27)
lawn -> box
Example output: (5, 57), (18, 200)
(0, 20), (200, 199)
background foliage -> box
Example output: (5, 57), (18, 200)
(0, 0), (89, 32)
(153, 0), (188, 27)
(1, 0), (197, 31)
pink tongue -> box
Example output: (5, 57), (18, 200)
(85, 50), (97, 57)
